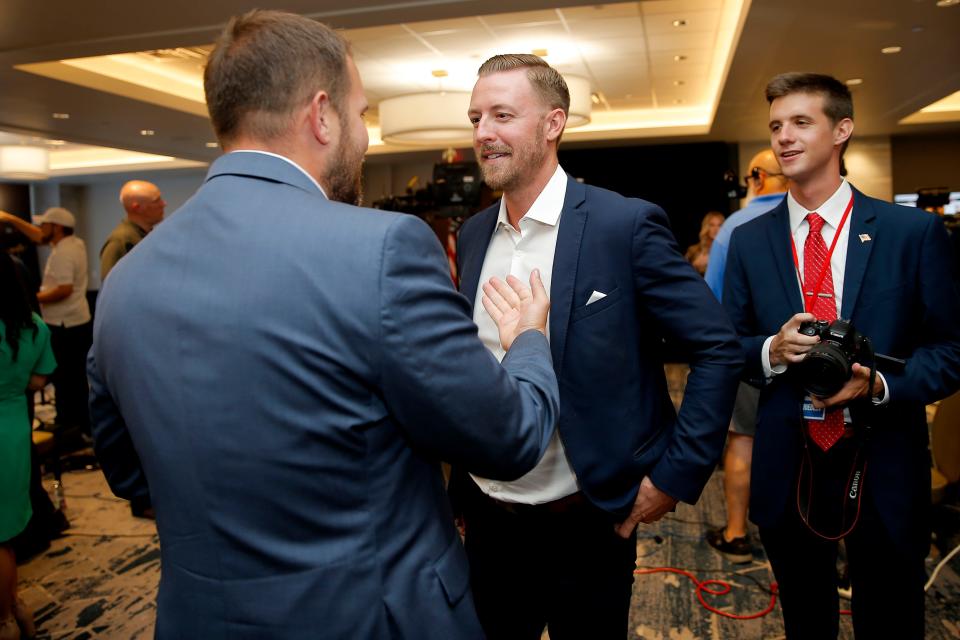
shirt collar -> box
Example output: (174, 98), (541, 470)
(787, 179), (851, 232)
(230, 150), (328, 199)
(496, 164), (568, 230)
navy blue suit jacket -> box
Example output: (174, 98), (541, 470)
(458, 176), (743, 514)
(88, 152), (559, 639)
(723, 187), (960, 554)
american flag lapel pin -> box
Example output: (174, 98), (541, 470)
(858, 233), (871, 243)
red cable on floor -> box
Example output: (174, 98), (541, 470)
(634, 567), (854, 619)
(634, 567), (779, 620)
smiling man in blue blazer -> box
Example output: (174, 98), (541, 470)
(455, 54), (743, 639)
(724, 73), (960, 639)
(87, 13), (560, 640)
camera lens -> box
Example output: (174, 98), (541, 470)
(795, 344), (852, 397)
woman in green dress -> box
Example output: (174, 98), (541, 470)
(0, 253), (56, 640)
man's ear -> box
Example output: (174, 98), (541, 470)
(834, 117), (854, 147)
(544, 107), (567, 143)
(309, 90), (334, 145)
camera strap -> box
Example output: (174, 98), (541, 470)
(790, 193), (854, 312)
(796, 426), (869, 540)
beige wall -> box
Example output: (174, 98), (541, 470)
(737, 135), (893, 206)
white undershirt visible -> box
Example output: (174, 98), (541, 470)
(470, 164), (579, 504)
(762, 179), (888, 404)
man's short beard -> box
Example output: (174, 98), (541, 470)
(477, 122), (547, 193)
(326, 160), (363, 206)
(480, 160), (519, 192)
(325, 123), (364, 206)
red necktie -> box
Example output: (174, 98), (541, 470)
(804, 213), (845, 451)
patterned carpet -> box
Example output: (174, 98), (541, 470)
(14, 366), (960, 638)
(17, 468), (158, 640)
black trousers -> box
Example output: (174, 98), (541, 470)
(760, 468), (926, 639)
(48, 321), (92, 432)
(461, 479), (637, 640)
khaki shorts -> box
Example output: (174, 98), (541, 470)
(730, 382), (760, 436)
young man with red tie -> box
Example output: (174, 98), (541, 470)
(723, 72), (960, 638)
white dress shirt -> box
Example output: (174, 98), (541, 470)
(762, 179), (888, 403)
(470, 164), (580, 504)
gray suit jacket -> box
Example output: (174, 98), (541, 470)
(88, 151), (558, 639)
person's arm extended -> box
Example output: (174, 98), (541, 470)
(0, 210), (42, 244)
(378, 215), (558, 481)
(37, 284), (73, 304)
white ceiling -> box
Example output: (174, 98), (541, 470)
(0, 0), (957, 172)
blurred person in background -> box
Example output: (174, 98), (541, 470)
(0, 207), (91, 436)
(99, 180), (166, 282)
(704, 149), (788, 563)
(685, 211), (724, 275)
(0, 253), (57, 640)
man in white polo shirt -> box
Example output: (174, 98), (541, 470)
(34, 207), (92, 434)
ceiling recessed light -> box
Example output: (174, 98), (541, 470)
(881, 46), (902, 54)
(431, 69), (448, 78)
(672, 19), (687, 27)
(140, 129), (155, 136)
(205, 142), (219, 148)
(673, 80), (685, 86)
(673, 55), (687, 62)
(532, 48), (548, 57)
(936, 0), (959, 7)
(52, 112), (70, 119)
(845, 78), (864, 86)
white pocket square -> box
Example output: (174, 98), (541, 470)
(586, 290), (607, 306)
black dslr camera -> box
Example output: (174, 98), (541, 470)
(795, 319), (867, 398)
(794, 319), (906, 398)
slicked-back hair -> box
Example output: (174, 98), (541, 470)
(204, 10), (351, 144)
(765, 72), (853, 125)
(478, 54), (571, 116)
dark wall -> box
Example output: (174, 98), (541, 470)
(891, 132), (960, 195)
(0, 181), (30, 215)
(558, 141), (738, 251)
(0, 182), (40, 288)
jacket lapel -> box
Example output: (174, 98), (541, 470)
(765, 199), (805, 315)
(841, 188), (877, 319)
(458, 206), (498, 313)
(549, 177), (587, 373)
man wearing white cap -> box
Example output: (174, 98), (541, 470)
(31, 207), (92, 433)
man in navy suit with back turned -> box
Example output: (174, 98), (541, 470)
(454, 54), (743, 639)
(87, 11), (560, 639)
(723, 72), (960, 638)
